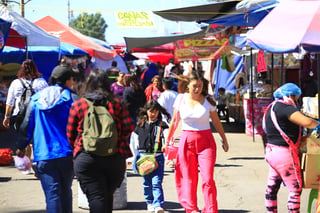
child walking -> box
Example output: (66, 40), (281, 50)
(130, 100), (171, 213)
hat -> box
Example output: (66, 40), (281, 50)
(51, 65), (74, 80)
(273, 83), (301, 100)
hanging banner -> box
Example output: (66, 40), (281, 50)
(115, 11), (155, 28)
(174, 37), (230, 61)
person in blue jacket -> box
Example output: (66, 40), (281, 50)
(16, 64), (79, 213)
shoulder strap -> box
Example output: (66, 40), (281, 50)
(19, 79), (27, 89)
(269, 101), (301, 147)
(154, 121), (162, 153)
(19, 79), (35, 93)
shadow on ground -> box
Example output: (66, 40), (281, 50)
(125, 201), (182, 211)
(228, 157), (264, 160)
(211, 121), (245, 134)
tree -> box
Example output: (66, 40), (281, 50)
(69, 12), (107, 41)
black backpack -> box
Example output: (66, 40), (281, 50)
(14, 79), (35, 130)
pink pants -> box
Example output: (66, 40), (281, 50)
(175, 129), (217, 213)
(265, 144), (302, 213)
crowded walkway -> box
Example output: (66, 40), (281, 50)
(0, 122), (315, 212)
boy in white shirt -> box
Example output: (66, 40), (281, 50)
(157, 77), (178, 118)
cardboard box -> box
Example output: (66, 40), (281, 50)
(301, 153), (320, 188)
(307, 136), (320, 154)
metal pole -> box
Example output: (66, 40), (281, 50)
(250, 48), (255, 142)
(317, 53), (320, 119)
(68, 0), (71, 25)
(271, 53), (274, 94)
(281, 54), (284, 84)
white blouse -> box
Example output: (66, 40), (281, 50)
(174, 93), (216, 131)
(6, 78), (48, 115)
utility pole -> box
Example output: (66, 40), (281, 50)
(20, 0), (24, 17)
(67, 0), (70, 25)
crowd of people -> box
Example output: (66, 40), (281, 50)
(3, 57), (318, 213)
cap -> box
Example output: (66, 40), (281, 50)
(51, 65), (74, 80)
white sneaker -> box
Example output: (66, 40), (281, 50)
(147, 204), (154, 212)
(154, 207), (164, 213)
(21, 169), (33, 175)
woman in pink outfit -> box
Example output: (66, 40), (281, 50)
(163, 70), (229, 213)
(263, 83), (319, 213)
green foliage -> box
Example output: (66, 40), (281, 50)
(69, 12), (107, 41)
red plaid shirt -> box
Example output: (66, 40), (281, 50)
(67, 97), (134, 158)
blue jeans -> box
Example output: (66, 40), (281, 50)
(142, 154), (165, 208)
(35, 156), (74, 213)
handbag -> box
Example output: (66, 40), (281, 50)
(165, 137), (179, 160)
(165, 94), (184, 160)
(136, 122), (162, 176)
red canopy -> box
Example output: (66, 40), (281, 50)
(34, 16), (116, 60)
(5, 29), (26, 49)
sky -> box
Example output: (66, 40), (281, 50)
(10, 0), (211, 44)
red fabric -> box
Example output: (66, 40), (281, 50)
(5, 29), (26, 49)
(175, 130), (217, 213)
(67, 98), (134, 159)
(34, 16), (116, 60)
(144, 84), (154, 102)
(0, 148), (13, 166)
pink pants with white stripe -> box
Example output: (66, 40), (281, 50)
(265, 143), (302, 213)
(175, 129), (217, 213)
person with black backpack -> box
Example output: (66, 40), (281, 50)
(67, 69), (134, 213)
(2, 59), (48, 130)
(2, 59), (48, 174)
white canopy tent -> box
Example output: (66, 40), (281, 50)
(0, 6), (60, 47)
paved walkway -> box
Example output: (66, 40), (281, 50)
(0, 122), (316, 212)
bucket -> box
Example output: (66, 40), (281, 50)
(78, 173), (127, 210)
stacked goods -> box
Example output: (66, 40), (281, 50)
(301, 131), (320, 188)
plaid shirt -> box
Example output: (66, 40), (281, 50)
(67, 97), (134, 159)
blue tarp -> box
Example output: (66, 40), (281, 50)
(0, 42), (89, 81)
(201, 1), (278, 27)
(214, 55), (244, 97)
(0, 18), (11, 52)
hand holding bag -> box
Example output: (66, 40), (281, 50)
(136, 122), (162, 176)
(165, 137), (179, 160)
(165, 94), (184, 160)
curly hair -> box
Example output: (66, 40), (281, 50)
(17, 59), (41, 79)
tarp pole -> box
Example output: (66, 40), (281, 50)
(271, 53), (274, 94)
(281, 54), (284, 84)
(250, 48), (255, 142)
(317, 53), (320, 120)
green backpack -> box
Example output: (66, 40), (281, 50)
(82, 98), (118, 156)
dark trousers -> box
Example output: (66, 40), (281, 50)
(74, 152), (126, 213)
(217, 104), (229, 122)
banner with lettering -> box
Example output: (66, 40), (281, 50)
(174, 37), (230, 61)
(115, 11), (155, 28)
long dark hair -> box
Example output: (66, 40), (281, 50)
(137, 100), (171, 127)
(123, 74), (142, 91)
(17, 59), (41, 79)
(84, 69), (115, 103)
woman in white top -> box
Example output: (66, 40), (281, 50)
(3, 59), (48, 129)
(163, 70), (229, 213)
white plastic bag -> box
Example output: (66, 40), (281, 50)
(14, 156), (31, 171)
